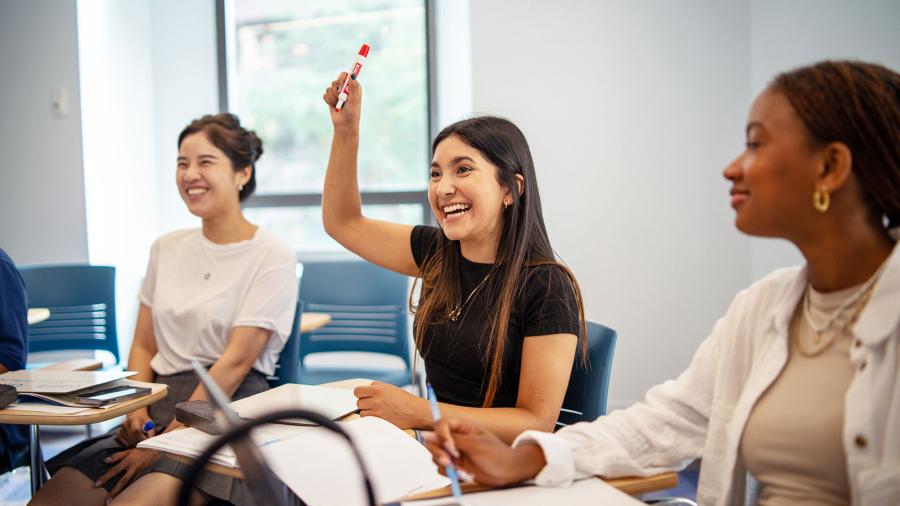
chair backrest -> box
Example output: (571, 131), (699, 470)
(557, 320), (617, 428)
(269, 300), (303, 387)
(18, 264), (120, 363)
(298, 259), (411, 368)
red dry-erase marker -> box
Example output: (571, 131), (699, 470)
(335, 44), (370, 111)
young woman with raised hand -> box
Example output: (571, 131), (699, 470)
(426, 60), (900, 506)
(321, 73), (586, 443)
(31, 114), (298, 506)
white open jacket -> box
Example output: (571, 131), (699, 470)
(515, 242), (900, 506)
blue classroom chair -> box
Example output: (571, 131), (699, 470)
(268, 300), (303, 387)
(297, 260), (416, 387)
(556, 320), (617, 428)
(18, 264), (120, 366)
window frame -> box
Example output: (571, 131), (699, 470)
(214, 0), (437, 236)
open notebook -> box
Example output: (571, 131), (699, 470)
(139, 416), (450, 505)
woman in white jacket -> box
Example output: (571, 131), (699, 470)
(425, 60), (900, 506)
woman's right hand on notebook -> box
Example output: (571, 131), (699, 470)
(116, 408), (155, 447)
(323, 71), (362, 133)
(424, 418), (547, 487)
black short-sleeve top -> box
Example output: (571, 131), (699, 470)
(410, 225), (581, 408)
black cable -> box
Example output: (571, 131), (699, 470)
(176, 409), (377, 506)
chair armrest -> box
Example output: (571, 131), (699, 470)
(37, 358), (103, 371)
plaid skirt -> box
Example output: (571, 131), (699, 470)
(45, 369), (300, 505)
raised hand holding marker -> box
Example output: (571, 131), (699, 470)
(335, 44), (370, 111)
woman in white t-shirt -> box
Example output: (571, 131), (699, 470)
(34, 114), (298, 506)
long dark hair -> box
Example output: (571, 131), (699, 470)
(771, 60), (900, 229)
(410, 116), (587, 407)
(177, 113), (263, 202)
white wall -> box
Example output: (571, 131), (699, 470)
(433, 0), (473, 130)
(74, 0), (220, 356)
(469, 0), (753, 409)
(77, 0), (160, 360)
(149, 0), (220, 235)
(748, 0), (900, 281)
(0, 0), (88, 265)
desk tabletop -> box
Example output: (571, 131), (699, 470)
(299, 312), (331, 333)
(162, 378), (676, 497)
(27, 308), (50, 326)
(405, 472), (678, 500)
(0, 380), (168, 425)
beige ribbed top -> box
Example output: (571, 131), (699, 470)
(739, 281), (872, 506)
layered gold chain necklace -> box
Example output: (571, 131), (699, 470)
(448, 272), (491, 322)
(798, 262), (886, 355)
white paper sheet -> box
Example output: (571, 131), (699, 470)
(138, 423), (310, 467)
(263, 416), (450, 506)
(6, 403), (90, 414)
(0, 370), (136, 393)
(229, 383), (359, 422)
(396, 478), (643, 506)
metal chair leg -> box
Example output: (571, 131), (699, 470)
(29, 424), (47, 496)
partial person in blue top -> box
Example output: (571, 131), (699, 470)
(0, 248), (30, 474)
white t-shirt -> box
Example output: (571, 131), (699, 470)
(139, 228), (298, 377)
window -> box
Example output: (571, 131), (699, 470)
(219, 0), (432, 252)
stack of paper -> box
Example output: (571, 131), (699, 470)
(4, 403), (90, 415)
(229, 383), (359, 423)
(0, 370), (136, 393)
(0, 371), (139, 413)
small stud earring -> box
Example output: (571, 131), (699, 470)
(238, 184), (244, 192)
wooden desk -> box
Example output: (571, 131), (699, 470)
(0, 380), (168, 495)
(27, 308), (50, 325)
(0, 380), (167, 425)
(162, 378), (676, 499)
(299, 312), (331, 333)
(405, 472), (679, 500)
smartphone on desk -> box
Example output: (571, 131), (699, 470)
(75, 385), (151, 407)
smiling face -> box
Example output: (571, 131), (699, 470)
(428, 134), (512, 248)
(723, 88), (828, 239)
(176, 132), (250, 219)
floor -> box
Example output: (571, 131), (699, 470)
(0, 426), (95, 506)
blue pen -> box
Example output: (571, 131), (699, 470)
(141, 420), (155, 435)
(426, 384), (464, 500)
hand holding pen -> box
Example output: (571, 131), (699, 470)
(116, 413), (156, 447)
(426, 384), (465, 501)
(424, 416), (549, 488)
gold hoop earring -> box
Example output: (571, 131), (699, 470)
(813, 188), (830, 213)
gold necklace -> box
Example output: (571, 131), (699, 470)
(448, 273), (491, 322)
(799, 262), (885, 355)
